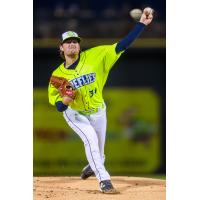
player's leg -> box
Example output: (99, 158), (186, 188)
(63, 107), (110, 182)
(89, 105), (119, 193)
(80, 106), (107, 179)
(89, 106), (107, 164)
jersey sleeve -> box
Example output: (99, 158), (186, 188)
(48, 80), (63, 106)
(103, 43), (124, 72)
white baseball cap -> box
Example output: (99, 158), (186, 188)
(61, 31), (81, 43)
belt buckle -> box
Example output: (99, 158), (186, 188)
(79, 104), (104, 115)
(79, 108), (96, 115)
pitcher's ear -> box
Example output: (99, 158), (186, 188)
(60, 45), (64, 51)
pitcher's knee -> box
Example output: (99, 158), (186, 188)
(83, 138), (99, 151)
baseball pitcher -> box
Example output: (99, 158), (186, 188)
(48, 8), (154, 194)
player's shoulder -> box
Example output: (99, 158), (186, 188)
(83, 43), (117, 55)
(51, 62), (65, 76)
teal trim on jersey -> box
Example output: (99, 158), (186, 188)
(48, 43), (124, 113)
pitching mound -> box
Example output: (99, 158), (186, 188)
(33, 176), (166, 200)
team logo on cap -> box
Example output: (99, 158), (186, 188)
(67, 31), (77, 37)
(62, 31), (79, 41)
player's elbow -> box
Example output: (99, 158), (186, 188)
(55, 101), (68, 112)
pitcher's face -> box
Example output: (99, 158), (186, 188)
(60, 39), (80, 57)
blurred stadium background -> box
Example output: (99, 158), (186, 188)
(33, 0), (166, 178)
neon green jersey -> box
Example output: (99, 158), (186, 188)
(48, 43), (123, 113)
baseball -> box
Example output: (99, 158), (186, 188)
(143, 7), (153, 15)
(129, 9), (142, 21)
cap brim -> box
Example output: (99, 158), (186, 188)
(62, 37), (81, 44)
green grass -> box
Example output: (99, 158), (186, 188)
(138, 174), (166, 180)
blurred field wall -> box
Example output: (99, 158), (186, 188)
(33, 46), (166, 176)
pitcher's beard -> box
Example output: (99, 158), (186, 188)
(70, 48), (76, 53)
(65, 51), (79, 60)
(68, 49), (78, 56)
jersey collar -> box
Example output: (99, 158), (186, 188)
(64, 54), (80, 70)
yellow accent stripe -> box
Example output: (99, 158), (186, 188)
(33, 38), (166, 48)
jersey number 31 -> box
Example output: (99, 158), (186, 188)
(89, 88), (97, 98)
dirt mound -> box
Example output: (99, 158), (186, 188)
(33, 176), (166, 200)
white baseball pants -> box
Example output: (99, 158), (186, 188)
(63, 105), (111, 182)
